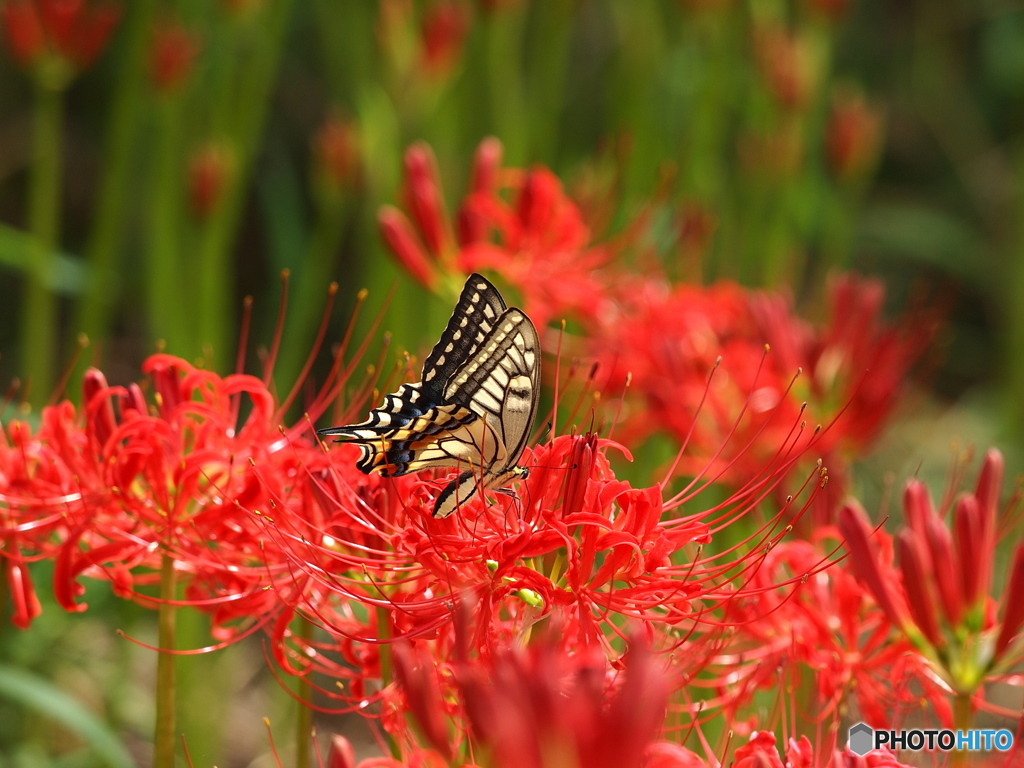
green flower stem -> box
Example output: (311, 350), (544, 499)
(196, 0), (295, 371)
(74, 0), (155, 359)
(608, 1), (668, 207)
(683, 11), (733, 197)
(1008, 143), (1024, 436)
(154, 553), (178, 768)
(951, 691), (972, 768)
(146, 97), (189, 354)
(523, 0), (573, 162)
(22, 78), (64, 406)
(276, 192), (348, 387)
(483, 5), (527, 164)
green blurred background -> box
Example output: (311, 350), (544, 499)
(0, 0), (1022, 764)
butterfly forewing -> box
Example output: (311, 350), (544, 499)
(318, 273), (540, 519)
(421, 274), (507, 401)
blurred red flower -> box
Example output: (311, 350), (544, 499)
(148, 16), (201, 94)
(2, 0), (120, 76)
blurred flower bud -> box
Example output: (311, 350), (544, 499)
(755, 25), (817, 111)
(825, 89), (882, 182)
(149, 17), (200, 94)
(421, 0), (469, 79)
(313, 112), (360, 193)
(677, 201), (717, 261)
(187, 142), (233, 221)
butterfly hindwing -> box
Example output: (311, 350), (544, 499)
(318, 273), (540, 519)
(443, 307), (540, 467)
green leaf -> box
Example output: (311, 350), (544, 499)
(0, 664), (135, 768)
(0, 224), (89, 296)
(858, 202), (988, 288)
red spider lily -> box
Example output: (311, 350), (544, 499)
(839, 448), (1024, 718)
(325, 734), (452, 768)
(0, 349), (359, 636)
(378, 138), (612, 327)
(376, 0), (469, 93)
(2, 0), (120, 76)
(377, 141), (931, 511)
(254, 414), (828, 713)
(712, 534), (951, 734)
(748, 273), (932, 458)
(387, 621), (671, 768)
(456, 633), (669, 768)
(731, 732), (914, 768)
(589, 271), (933, 521)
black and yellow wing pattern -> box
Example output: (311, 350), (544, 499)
(318, 274), (540, 518)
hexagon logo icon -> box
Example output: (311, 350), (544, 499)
(848, 722), (874, 756)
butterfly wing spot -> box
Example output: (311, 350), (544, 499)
(317, 273), (540, 519)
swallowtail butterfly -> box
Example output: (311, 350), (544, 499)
(319, 274), (540, 518)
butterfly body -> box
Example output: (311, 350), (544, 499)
(319, 274), (540, 518)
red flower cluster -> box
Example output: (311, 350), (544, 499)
(377, 138), (935, 522)
(379, 139), (612, 327)
(0, 353), (357, 639)
(0, 136), (993, 764)
(715, 534), (951, 736)
(840, 448), (1024, 714)
(258, 426), (829, 710)
(391, 628), (670, 768)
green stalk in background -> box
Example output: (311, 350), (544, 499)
(22, 76), (64, 406)
(74, 0), (156, 370)
(145, 96), (191, 354)
(522, 0), (574, 163)
(482, 4), (528, 165)
(607, 0), (670, 211)
(276, 191), (349, 387)
(195, 0), (296, 371)
(1008, 144), (1024, 439)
